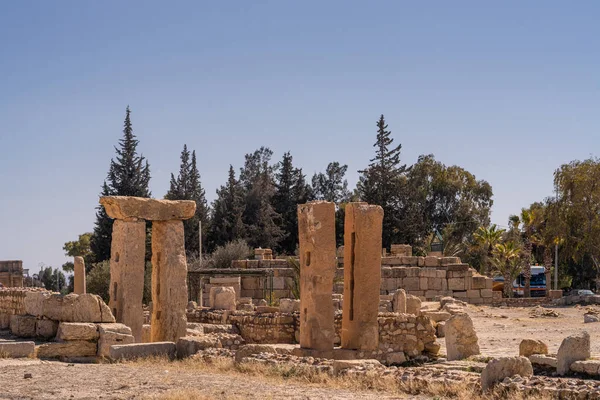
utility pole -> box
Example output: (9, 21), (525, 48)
(198, 220), (202, 260)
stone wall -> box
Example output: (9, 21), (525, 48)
(0, 260), (24, 287)
(0, 288), (49, 317)
(187, 309), (437, 360)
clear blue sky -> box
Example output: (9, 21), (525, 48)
(1, 1), (598, 275)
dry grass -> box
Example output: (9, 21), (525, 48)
(124, 355), (555, 400)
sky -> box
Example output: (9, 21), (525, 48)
(0, 1), (598, 275)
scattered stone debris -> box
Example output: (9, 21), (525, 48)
(528, 306), (560, 318)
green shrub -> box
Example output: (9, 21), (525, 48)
(210, 239), (251, 269)
(86, 261), (110, 303)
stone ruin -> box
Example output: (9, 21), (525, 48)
(100, 196), (196, 343)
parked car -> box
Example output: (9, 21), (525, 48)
(576, 289), (595, 296)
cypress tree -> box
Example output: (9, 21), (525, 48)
(209, 165), (245, 249)
(357, 114), (408, 248)
(239, 147), (284, 250)
(90, 106), (151, 262)
(166, 145), (209, 255)
(273, 152), (311, 254)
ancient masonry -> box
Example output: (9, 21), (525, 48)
(0, 260), (24, 287)
(73, 256), (86, 294)
(100, 196), (196, 343)
(297, 201), (336, 351)
(341, 202), (384, 351)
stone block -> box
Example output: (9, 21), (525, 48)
(0, 313), (10, 329)
(381, 267), (393, 278)
(279, 298), (300, 313)
(209, 287), (237, 311)
(428, 278), (442, 291)
(242, 277), (259, 290)
(419, 277), (428, 291)
(0, 341), (35, 358)
(10, 315), (36, 338)
(445, 313), (480, 361)
(151, 220), (189, 343)
(467, 290), (481, 299)
(481, 289), (493, 298)
(424, 257), (439, 267)
(37, 341), (98, 358)
(43, 293), (115, 324)
(422, 311), (451, 323)
(405, 267), (420, 277)
(97, 323), (134, 357)
(570, 360), (600, 376)
(100, 196), (196, 221)
(109, 342), (176, 360)
(401, 256), (419, 266)
(447, 263), (469, 272)
(36, 319), (58, 339)
(471, 276), (486, 290)
(485, 278), (493, 289)
(56, 323), (99, 341)
(529, 354), (557, 368)
(440, 257), (461, 266)
(386, 352), (407, 365)
(246, 260), (259, 269)
(448, 278), (466, 291)
(403, 277), (420, 291)
(231, 260), (247, 269)
(519, 339), (548, 357)
(393, 289), (407, 313)
(436, 270), (447, 279)
(272, 277), (285, 290)
(342, 202), (383, 352)
(453, 291), (467, 298)
(24, 291), (50, 317)
(176, 335), (222, 358)
(481, 357), (533, 391)
(406, 294), (421, 316)
(557, 331), (590, 375)
(392, 267), (406, 278)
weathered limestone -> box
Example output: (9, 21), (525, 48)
(0, 341), (35, 358)
(176, 336), (222, 359)
(519, 339), (548, 357)
(36, 319), (58, 339)
(279, 298), (300, 313)
(341, 202), (384, 351)
(109, 219), (145, 342)
(557, 331), (590, 375)
(393, 289), (407, 313)
(406, 294), (422, 316)
(445, 313), (480, 361)
(73, 256), (86, 294)
(56, 323), (99, 341)
(297, 201), (336, 351)
(333, 359), (383, 375)
(100, 196), (196, 221)
(37, 341), (97, 358)
(43, 293), (114, 323)
(97, 323), (135, 357)
(481, 356), (533, 391)
(151, 220), (188, 343)
(10, 315), (36, 337)
(209, 286), (236, 311)
(109, 342), (177, 360)
(571, 360), (600, 376)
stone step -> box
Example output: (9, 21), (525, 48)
(109, 342), (176, 360)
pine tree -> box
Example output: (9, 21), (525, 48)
(357, 114), (408, 248)
(311, 162), (350, 203)
(165, 146), (209, 256)
(90, 106), (151, 262)
(209, 165), (245, 249)
(272, 152), (312, 254)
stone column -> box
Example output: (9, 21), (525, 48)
(109, 219), (146, 342)
(297, 201), (336, 351)
(150, 220), (188, 343)
(73, 256), (86, 294)
(341, 202), (383, 351)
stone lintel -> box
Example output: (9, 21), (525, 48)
(100, 196), (196, 221)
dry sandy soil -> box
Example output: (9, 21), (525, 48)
(1, 303), (598, 399)
(452, 303), (600, 357)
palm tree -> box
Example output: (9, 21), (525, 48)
(473, 224), (506, 275)
(493, 241), (522, 298)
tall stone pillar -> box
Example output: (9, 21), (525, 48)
(109, 219), (146, 342)
(150, 220), (188, 343)
(297, 201), (336, 351)
(341, 202), (383, 351)
(73, 256), (86, 294)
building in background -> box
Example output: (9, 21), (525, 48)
(0, 260), (24, 287)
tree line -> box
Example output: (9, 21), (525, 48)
(61, 108), (491, 268)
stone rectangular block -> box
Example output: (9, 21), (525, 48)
(381, 267), (393, 278)
(37, 341), (98, 358)
(440, 257), (461, 266)
(109, 219), (145, 342)
(56, 323), (99, 341)
(448, 278), (466, 291)
(10, 315), (36, 338)
(342, 203), (383, 352)
(298, 201), (336, 351)
(467, 289), (481, 299)
(428, 278), (442, 291)
(453, 291), (467, 298)
(425, 257), (439, 267)
(0, 341), (35, 358)
(403, 277), (420, 291)
(381, 257), (404, 266)
(447, 263), (469, 272)
(485, 278), (494, 290)
(481, 289), (493, 298)
(401, 256), (419, 266)
(108, 342), (176, 360)
(246, 260), (259, 269)
(471, 276), (486, 290)
(151, 220), (189, 343)
(405, 267), (420, 277)
(392, 267), (406, 278)
(436, 270), (447, 279)
(419, 277), (428, 291)
(36, 319), (58, 339)
(100, 196), (196, 221)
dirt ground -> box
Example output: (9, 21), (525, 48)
(450, 303), (600, 357)
(0, 359), (418, 400)
(1, 304), (598, 399)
